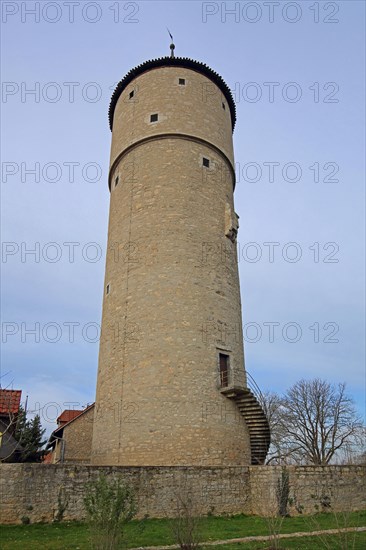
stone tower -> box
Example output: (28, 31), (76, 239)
(91, 52), (270, 466)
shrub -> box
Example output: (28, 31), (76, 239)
(20, 516), (30, 524)
(53, 487), (69, 523)
(170, 487), (202, 550)
(276, 467), (290, 517)
(83, 473), (136, 550)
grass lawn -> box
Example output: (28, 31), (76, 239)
(206, 533), (366, 549)
(0, 511), (365, 549)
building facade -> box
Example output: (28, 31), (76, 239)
(47, 405), (94, 464)
(0, 389), (23, 462)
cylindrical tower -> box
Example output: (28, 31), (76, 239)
(91, 55), (260, 466)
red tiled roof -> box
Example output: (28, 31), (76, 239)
(0, 389), (22, 414)
(57, 409), (83, 425)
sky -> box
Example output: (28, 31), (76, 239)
(1, 0), (365, 432)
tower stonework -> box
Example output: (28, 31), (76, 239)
(91, 56), (269, 466)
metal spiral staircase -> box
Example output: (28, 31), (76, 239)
(220, 373), (271, 465)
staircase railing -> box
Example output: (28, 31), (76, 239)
(246, 371), (269, 420)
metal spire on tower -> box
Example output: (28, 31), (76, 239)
(167, 28), (175, 58)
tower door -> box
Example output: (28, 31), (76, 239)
(219, 353), (230, 388)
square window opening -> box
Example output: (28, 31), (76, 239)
(150, 113), (158, 123)
(203, 157), (210, 168)
(179, 78), (186, 85)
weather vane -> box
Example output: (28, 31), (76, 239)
(167, 28), (175, 58)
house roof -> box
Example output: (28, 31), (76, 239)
(109, 56), (236, 132)
(0, 389), (22, 415)
(57, 409), (83, 425)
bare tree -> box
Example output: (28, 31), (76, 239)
(259, 391), (302, 465)
(0, 409), (21, 462)
(280, 379), (364, 465)
(0, 384), (23, 462)
(260, 380), (364, 466)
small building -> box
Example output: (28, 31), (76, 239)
(47, 404), (94, 464)
(0, 389), (23, 461)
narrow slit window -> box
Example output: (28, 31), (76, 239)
(129, 90), (134, 99)
(115, 176), (119, 187)
(150, 113), (158, 123)
(219, 353), (230, 388)
(179, 78), (186, 85)
(202, 157), (210, 168)
(222, 102), (226, 110)
(106, 284), (110, 295)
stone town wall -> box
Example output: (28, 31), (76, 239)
(249, 465), (366, 516)
(0, 464), (364, 524)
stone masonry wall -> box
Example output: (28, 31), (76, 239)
(0, 464), (364, 524)
(249, 465), (366, 516)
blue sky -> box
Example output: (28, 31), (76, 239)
(1, 0), (365, 431)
